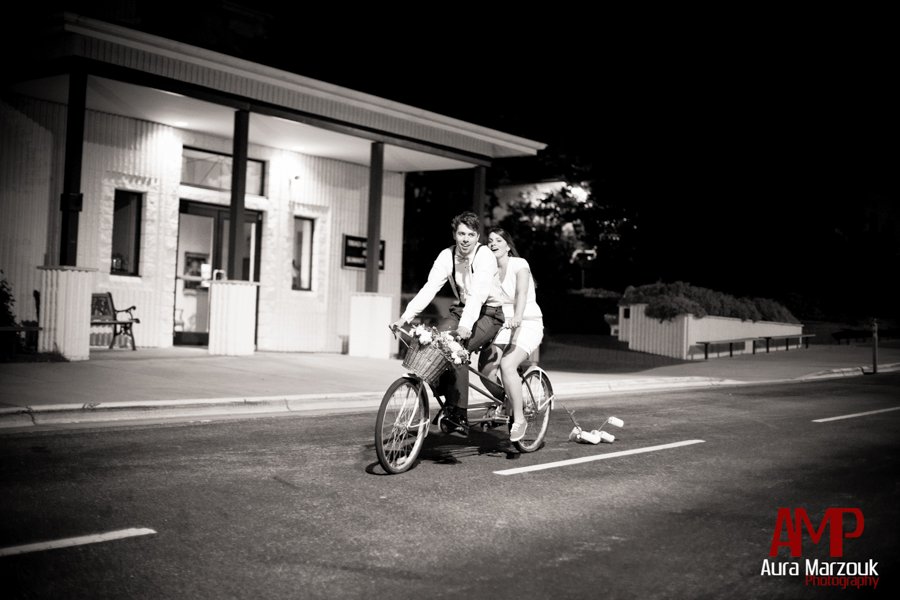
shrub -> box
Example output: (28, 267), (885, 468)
(1, 270), (17, 327)
(621, 281), (799, 323)
(1, 270), (22, 357)
(645, 294), (706, 321)
(752, 297), (799, 324)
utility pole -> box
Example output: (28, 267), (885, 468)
(872, 318), (879, 374)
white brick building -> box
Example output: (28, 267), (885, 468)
(0, 13), (544, 359)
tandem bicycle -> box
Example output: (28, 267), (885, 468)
(374, 325), (554, 474)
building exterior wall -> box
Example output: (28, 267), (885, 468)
(83, 111), (184, 349)
(0, 96), (65, 324)
(1, 94), (405, 352)
(253, 148), (404, 352)
(618, 304), (689, 359)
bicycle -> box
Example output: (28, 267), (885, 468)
(375, 325), (554, 474)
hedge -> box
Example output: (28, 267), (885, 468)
(620, 281), (800, 324)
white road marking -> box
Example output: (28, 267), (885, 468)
(0, 527), (156, 557)
(495, 439), (706, 475)
(812, 406), (900, 423)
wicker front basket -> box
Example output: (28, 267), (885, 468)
(402, 338), (452, 386)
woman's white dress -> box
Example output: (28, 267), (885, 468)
(492, 256), (544, 355)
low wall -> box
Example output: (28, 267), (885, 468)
(619, 304), (804, 360)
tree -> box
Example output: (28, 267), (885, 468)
(497, 181), (637, 292)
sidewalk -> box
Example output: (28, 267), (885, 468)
(1, 340), (898, 430)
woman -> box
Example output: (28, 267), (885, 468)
(481, 227), (544, 442)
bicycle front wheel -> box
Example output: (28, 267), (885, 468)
(513, 369), (552, 453)
(375, 377), (429, 474)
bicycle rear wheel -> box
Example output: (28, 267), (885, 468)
(513, 369), (552, 453)
(375, 377), (429, 474)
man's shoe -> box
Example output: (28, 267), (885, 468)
(510, 420), (528, 443)
(443, 407), (469, 437)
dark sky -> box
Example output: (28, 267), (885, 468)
(29, 3), (895, 207)
(15, 4), (899, 319)
(267, 18), (896, 319)
(308, 39), (895, 204)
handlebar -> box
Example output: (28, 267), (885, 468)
(388, 324), (411, 337)
(388, 324), (414, 349)
(388, 321), (513, 348)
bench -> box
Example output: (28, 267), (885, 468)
(832, 329), (871, 344)
(759, 334), (815, 353)
(696, 334), (816, 360)
(90, 292), (139, 350)
(0, 325), (42, 332)
(0, 324), (43, 356)
(696, 337), (759, 360)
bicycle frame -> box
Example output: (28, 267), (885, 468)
(391, 325), (553, 428)
(376, 325), (555, 473)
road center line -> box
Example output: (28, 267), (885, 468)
(812, 406), (900, 423)
(0, 527), (156, 557)
(495, 439), (706, 476)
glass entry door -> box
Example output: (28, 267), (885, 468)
(174, 201), (262, 345)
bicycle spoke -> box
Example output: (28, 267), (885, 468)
(375, 377), (429, 473)
(513, 371), (552, 453)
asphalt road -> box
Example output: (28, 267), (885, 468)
(1, 374), (899, 599)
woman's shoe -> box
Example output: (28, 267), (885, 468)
(510, 420), (527, 442)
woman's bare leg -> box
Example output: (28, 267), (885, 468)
(499, 346), (529, 424)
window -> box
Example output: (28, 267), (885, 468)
(111, 190), (142, 276)
(181, 147), (265, 195)
(292, 217), (314, 290)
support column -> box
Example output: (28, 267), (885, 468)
(38, 266), (95, 361)
(350, 142), (391, 357)
(208, 280), (259, 355)
(60, 71), (87, 266)
(472, 165), (486, 223)
(365, 142), (384, 292)
(348, 293), (393, 358)
(228, 109), (249, 280)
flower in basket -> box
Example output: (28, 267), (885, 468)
(411, 324), (433, 345)
(411, 325), (469, 365)
(442, 335), (468, 365)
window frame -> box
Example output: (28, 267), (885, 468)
(292, 216), (315, 291)
(181, 146), (266, 195)
(110, 189), (143, 277)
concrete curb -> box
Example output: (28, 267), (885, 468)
(0, 392), (386, 428)
(2, 365), (897, 431)
(0, 377), (743, 429)
(556, 377), (746, 396)
(798, 362), (900, 380)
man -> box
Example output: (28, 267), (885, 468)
(391, 211), (505, 435)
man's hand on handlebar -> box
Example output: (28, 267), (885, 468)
(389, 319), (406, 334)
(455, 325), (471, 341)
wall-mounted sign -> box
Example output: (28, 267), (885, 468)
(342, 234), (385, 270)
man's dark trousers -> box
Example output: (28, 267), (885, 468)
(437, 304), (505, 411)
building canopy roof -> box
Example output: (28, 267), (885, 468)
(8, 13), (546, 172)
